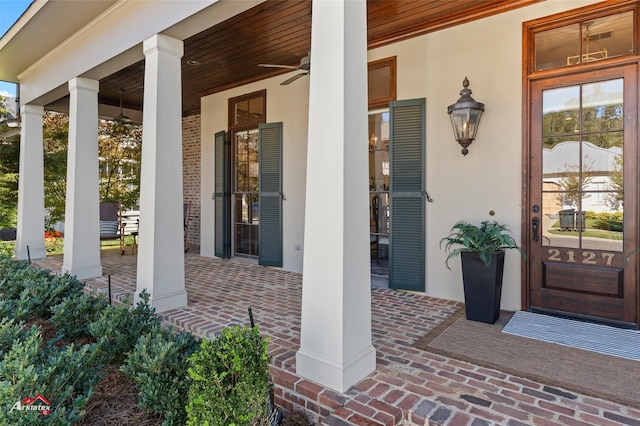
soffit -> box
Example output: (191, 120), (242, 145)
(2, 0), (542, 117)
(0, 0), (118, 83)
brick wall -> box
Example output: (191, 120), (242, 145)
(183, 114), (201, 247)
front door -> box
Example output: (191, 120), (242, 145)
(528, 65), (638, 327)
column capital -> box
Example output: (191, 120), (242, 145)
(143, 34), (184, 58)
(68, 77), (99, 93)
(20, 104), (44, 116)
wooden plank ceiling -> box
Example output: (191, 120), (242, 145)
(97, 0), (541, 118)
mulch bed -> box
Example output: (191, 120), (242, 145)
(22, 317), (313, 425)
(76, 365), (162, 426)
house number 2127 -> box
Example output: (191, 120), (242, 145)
(547, 249), (614, 266)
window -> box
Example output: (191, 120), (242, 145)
(533, 10), (635, 72)
(368, 57), (396, 276)
(229, 90), (266, 257)
(368, 57), (396, 110)
(369, 110), (390, 276)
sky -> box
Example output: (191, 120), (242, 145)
(0, 0), (33, 98)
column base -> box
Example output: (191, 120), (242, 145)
(14, 246), (47, 261)
(61, 264), (102, 280)
(136, 289), (188, 313)
(296, 344), (376, 393)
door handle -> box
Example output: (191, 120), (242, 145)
(532, 217), (540, 242)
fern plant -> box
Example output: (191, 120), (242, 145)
(440, 220), (524, 269)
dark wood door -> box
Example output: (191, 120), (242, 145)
(528, 65), (638, 328)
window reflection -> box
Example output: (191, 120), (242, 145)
(369, 111), (390, 276)
(541, 79), (623, 252)
(233, 129), (260, 257)
(535, 11), (634, 71)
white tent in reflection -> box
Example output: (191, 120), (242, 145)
(543, 141), (622, 214)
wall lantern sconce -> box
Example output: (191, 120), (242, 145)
(447, 77), (484, 156)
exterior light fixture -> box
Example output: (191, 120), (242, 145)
(447, 77), (484, 156)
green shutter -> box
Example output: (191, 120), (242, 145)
(214, 130), (229, 259)
(258, 123), (283, 267)
(389, 99), (425, 291)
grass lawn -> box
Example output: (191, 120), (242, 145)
(0, 235), (138, 257)
(548, 218), (623, 240)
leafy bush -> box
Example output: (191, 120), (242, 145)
(0, 256), (85, 321)
(0, 259), (49, 301)
(0, 318), (32, 355)
(186, 325), (271, 426)
(19, 273), (85, 320)
(89, 291), (160, 365)
(0, 323), (101, 425)
(584, 211), (623, 221)
(584, 211), (624, 232)
(0, 324), (43, 425)
(122, 325), (200, 426)
(51, 291), (109, 343)
(0, 242), (14, 257)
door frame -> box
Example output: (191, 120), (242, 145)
(521, 1), (640, 328)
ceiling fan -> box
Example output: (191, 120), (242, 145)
(113, 89), (134, 126)
(258, 53), (310, 85)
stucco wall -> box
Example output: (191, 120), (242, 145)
(200, 75), (309, 273)
(366, 0), (599, 310)
(199, 0), (600, 309)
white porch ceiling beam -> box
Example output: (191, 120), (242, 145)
(16, 0), (265, 106)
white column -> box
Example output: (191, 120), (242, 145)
(15, 105), (46, 260)
(135, 34), (187, 312)
(61, 77), (102, 279)
(296, 0), (375, 393)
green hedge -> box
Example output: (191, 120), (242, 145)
(0, 254), (275, 425)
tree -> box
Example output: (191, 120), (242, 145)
(0, 95), (19, 229)
(606, 153), (623, 211)
(42, 112), (142, 229)
(98, 122), (142, 209)
(43, 112), (69, 228)
(558, 158), (594, 210)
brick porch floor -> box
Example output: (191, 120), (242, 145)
(33, 248), (640, 426)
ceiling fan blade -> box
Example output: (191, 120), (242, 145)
(258, 63), (298, 70)
(113, 114), (134, 128)
(280, 72), (308, 85)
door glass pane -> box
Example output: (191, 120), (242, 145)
(542, 86), (580, 136)
(541, 78), (624, 251)
(582, 80), (624, 132)
(233, 129), (259, 257)
(369, 111), (390, 276)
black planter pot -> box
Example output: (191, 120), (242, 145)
(460, 251), (505, 324)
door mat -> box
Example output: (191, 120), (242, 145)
(503, 311), (640, 361)
(413, 308), (640, 408)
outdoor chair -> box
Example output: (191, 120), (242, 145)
(122, 203), (190, 254)
(99, 202), (125, 255)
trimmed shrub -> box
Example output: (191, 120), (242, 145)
(51, 291), (109, 343)
(18, 273), (85, 320)
(121, 325), (200, 426)
(186, 325), (271, 426)
(0, 256), (85, 321)
(89, 291), (160, 365)
(0, 323), (100, 425)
